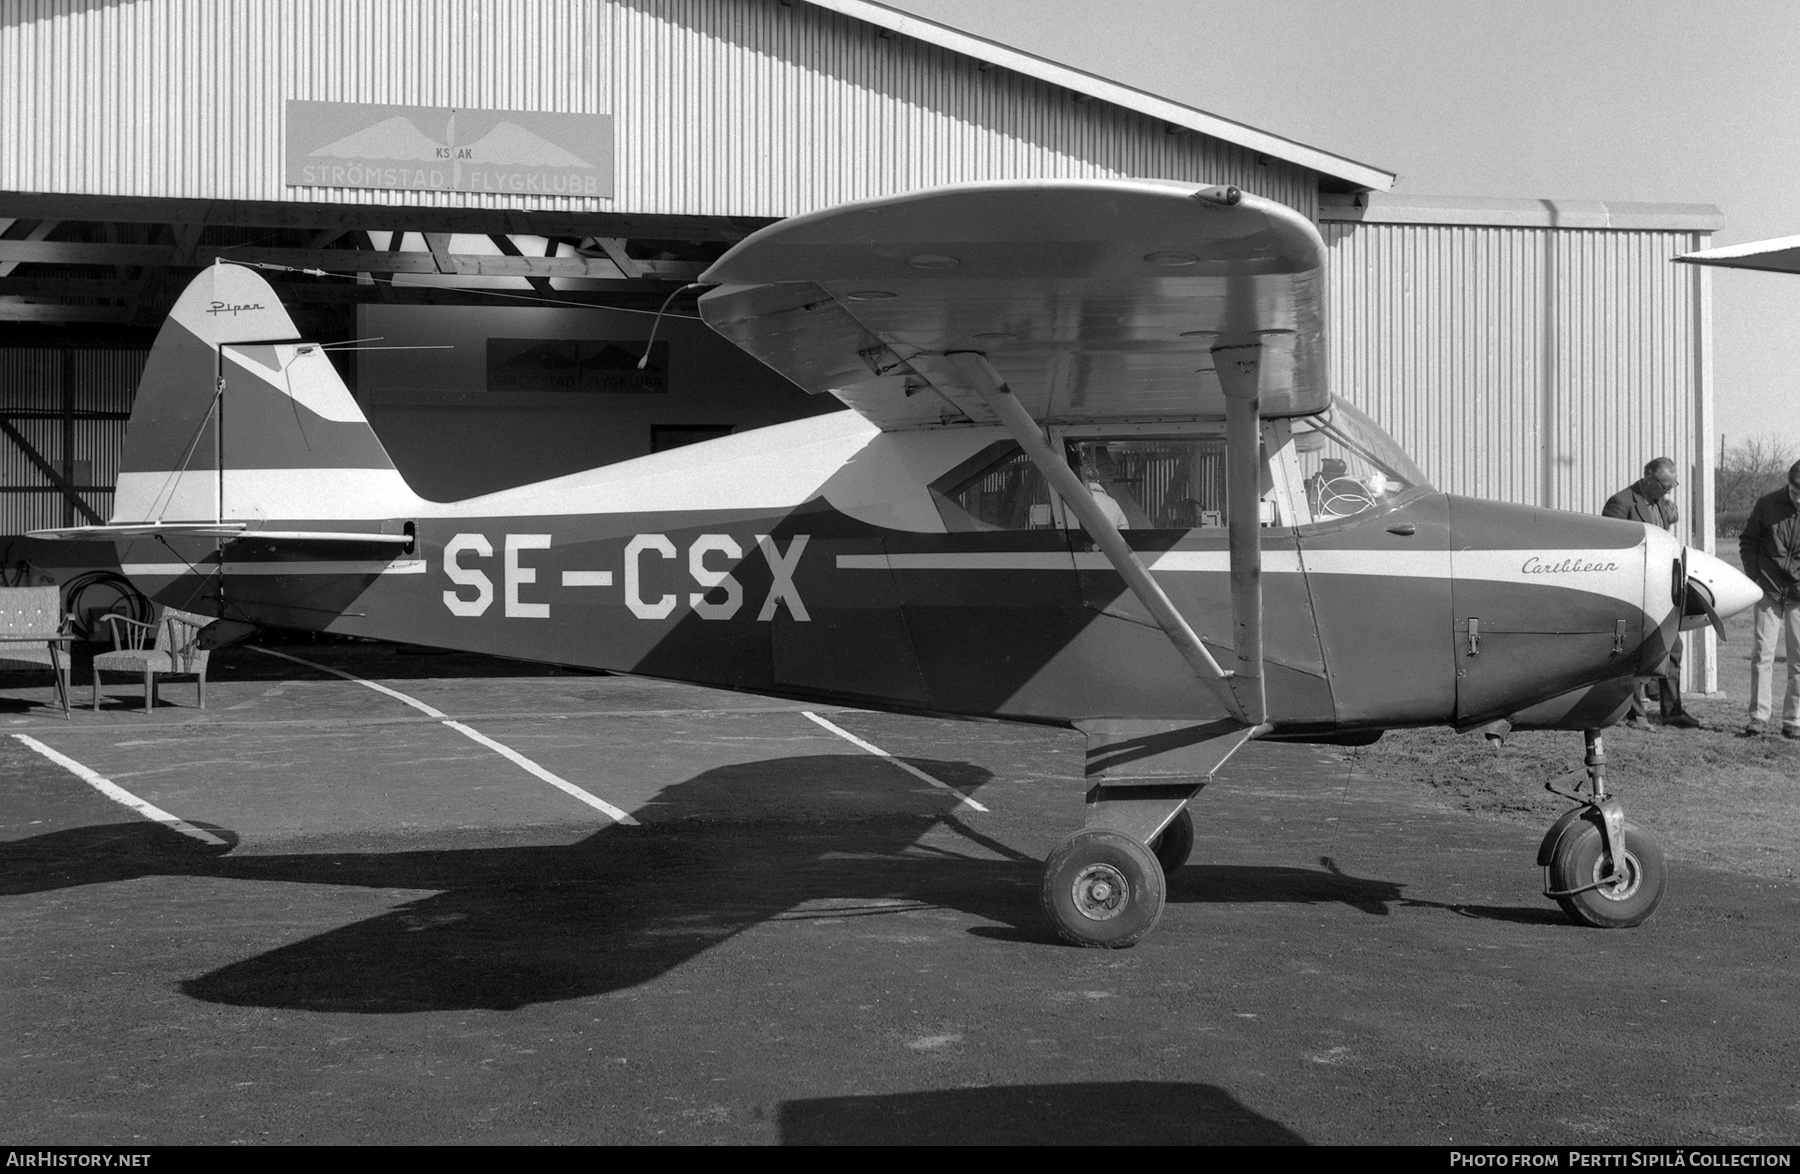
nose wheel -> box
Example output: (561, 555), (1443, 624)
(1041, 829), (1167, 948)
(1545, 816), (1667, 928)
(1538, 729), (1668, 928)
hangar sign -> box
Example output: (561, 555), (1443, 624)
(285, 101), (612, 198)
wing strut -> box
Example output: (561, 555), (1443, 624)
(944, 352), (1267, 729)
(1213, 343), (1269, 726)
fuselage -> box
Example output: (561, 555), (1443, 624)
(121, 410), (1699, 734)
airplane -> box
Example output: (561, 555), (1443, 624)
(30, 178), (1764, 948)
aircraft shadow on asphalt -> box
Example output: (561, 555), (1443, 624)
(2, 754), (1561, 1012)
(1167, 856), (1569, 927)
(778, 1081), (1306, 1145)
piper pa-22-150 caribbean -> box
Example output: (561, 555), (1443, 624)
(34, 179), (1763, 947)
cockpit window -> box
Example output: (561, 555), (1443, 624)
(1291, 397), (1431, 522)
(1067, 438), (1229, 530)
(931, 419), (1382, 534)
(931, 441), (1062, 531)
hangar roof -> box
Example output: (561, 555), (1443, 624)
(0, 0), (1403, 334)
(811, 0), (1396, 193)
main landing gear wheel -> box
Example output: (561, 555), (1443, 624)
(1149, 808), (1194, 873)
(1547, 818), (1667, 929)
(1041, 829), (1167, 948)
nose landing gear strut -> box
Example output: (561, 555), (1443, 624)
(1537, 729), (1668, 928)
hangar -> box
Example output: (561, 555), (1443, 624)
(0, 0), (1723, 688)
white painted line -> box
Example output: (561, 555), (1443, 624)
(442, 720), (636, 824)
(800, 710), (989, 812)
(251, 645), (447, 717)
(561, 570), (614, 587)
(12, 733), (230, 847)
(248, 645), (638, 825)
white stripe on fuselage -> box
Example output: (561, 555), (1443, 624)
(113, 468), (425, 524)
(446, 411), (889, 518)
(838, 546), (1648, 603)
(108, 413), (978, 535)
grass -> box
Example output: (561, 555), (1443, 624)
(1346, 609), (1800, 880)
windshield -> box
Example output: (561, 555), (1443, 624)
(1291, 397), (1432, 521)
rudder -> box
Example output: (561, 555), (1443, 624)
(114, 264), (423, 525)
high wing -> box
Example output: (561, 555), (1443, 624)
(701, 178), (1329, 733)
(697, 179), (1329, 430)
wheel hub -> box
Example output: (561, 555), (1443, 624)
(1072, 863), (1130, 921)
(1591, 850), (1642, 901)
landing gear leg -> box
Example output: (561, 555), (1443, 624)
(1041, 782), (1200, 948)
(1537, 729), (1668, 928)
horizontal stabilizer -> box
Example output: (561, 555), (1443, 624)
(28, 523), (412, 546)
(213, 530), (412, 545)
(29, 522), (250, 539)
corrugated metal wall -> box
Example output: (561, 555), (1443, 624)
(1325, 220), (1706, 531)
(604, 0), (1316, 218)
(1325, 214), (1719, 691)
(0, 0), (1317, 219)
(0, 349), (142, 532)
(0, 0), (603, 211)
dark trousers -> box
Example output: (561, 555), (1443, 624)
(1631, 639), (1686, 720)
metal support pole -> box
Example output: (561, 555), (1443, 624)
(61, 348), (75, 529)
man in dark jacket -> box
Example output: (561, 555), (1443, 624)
(1738, 459), (1800, 737)
(1604, 457), (1698, 728)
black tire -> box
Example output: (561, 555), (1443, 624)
(1149, 807), (1194, 873)
(1548, 818), (1667, 929)
(61, 571), (151, 642)
(1041, 828), (1167, 948)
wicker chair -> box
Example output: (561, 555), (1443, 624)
(0, 585), (72, 719)
(92, 607), (212, 713)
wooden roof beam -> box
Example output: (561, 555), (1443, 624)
(487, 234), (557, 294)
(0, 303), (127, 322)
(0, 416), (108, 523)
(584, 237), (645, 279)
(0, 192), (772, 242)
(0, 238), (706, 279)
(0, 273), (696, 304)
(0, 219), (59, 277)
(125, 222), (206, 325)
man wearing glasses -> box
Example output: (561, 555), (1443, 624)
(1605, 457), (1699, 729)
(1738, 460), (1800, 738)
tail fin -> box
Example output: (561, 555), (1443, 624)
(114, 264), (422, 524)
